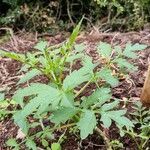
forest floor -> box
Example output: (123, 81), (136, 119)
(0, 29), (150, 150)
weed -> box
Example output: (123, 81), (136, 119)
(0, 19), (147, 149)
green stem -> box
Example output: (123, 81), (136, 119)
(55, 123), (76, 130)
(75, 80), (91, 98)
(58, 129), (67, 143)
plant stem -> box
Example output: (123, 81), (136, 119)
(56, 123), (76, 130)
(142, 138), (149, 149)
(95, 127), (112, 150)
(123, 130), (141, 150)
(75, 80), (91, 98)
(39, 118), (45, 131)
(58, 129), (67, 143)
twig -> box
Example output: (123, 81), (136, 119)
(66, 0), (74, 26)
(95, 127), (112, 150)
(75, 80), (91, 98)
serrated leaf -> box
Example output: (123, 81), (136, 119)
(82, 56), (97, 72)
(38, 56), (47, 66)
(116, 116), (134, 128)
(51, 143), (61, 150)
(13, 83), (60, 107)
(97, 42), (112, 58)
(81, 88), (111, 108)
(100, 109), (134, 128)
(63, 56), (96, 90)
(126, 43), (147, 51)
(66, 53), (84, 62)
(0, 50), (25, 62)
(63, 68), (91, 90)
(6, 138), (18, 147)
(13, 114), (29, 134)
(67, 18), (83, 47)
(97, 68), (119, 87)
(100, 113), (112, 128)
(114, 58), (136, 71)
(60, 92), (74, 107)
(123, 43), (147, 58)
(50, 107), (78, 124)
(74, 43), (86, 52)
(18, 64), (30, 73)
(114, 46), (122, 54)
(13, 83), (61, 133)
(101, 100), (119, 111)
(25, 139), (37, 150)
(42, 139), (49, 147)
(77, 110), (97, 139)
(18, 69), (42, 84)
(34, 41), (48, 52)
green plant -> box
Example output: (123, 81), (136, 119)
(110, 139), (123, 149)
(123, 101), (150, 150)
(0, 93), (16, 120)
(0, 20), (147, 149)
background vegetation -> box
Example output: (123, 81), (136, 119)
(0, 0), (150, 32)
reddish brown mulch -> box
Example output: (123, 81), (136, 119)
(0, 29), (150, 149)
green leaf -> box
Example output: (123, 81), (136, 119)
(42, 139), (49, 147)
(18, 69), (42, 84)
(60, 92), (74, 107)
(97, 42), (112, 58)
(13, 83), (60, 107)
(115, 116), (134, 128)
(74, 43), (86, 52)
(114, 45), (122, 54)
(100, 114), (112, 128)
(34, 41), (48, 52)
(66, 53), (84, 62)
(18, 64), (30, 73)
(82, 56), (97, 72)
(97, 68), (119, 87)
(114, 58), (136, 71)
(50, 107), (78, 124)
(63, 68), (91, 90)
(67, 18), (83, 47)
(13, 83), (61, 133)
(63, 56), (96, 90)
(100, 109), (134, 128)
(6, 138), (18, 148)
(13, 115), (29, 134)
(25, 139), (37, 150)
(123, 43), (147, 58)
(51, 143), (61, 150)
(81, 88), (111, 108)
(101, 100), (119, 111)
(0, 93), (5, 101)
(38, 56), (47, 66)
(0, 50), (25, 62)
(77, 110), (97, 139)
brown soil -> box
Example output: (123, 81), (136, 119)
(0, 29), (150, 150)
